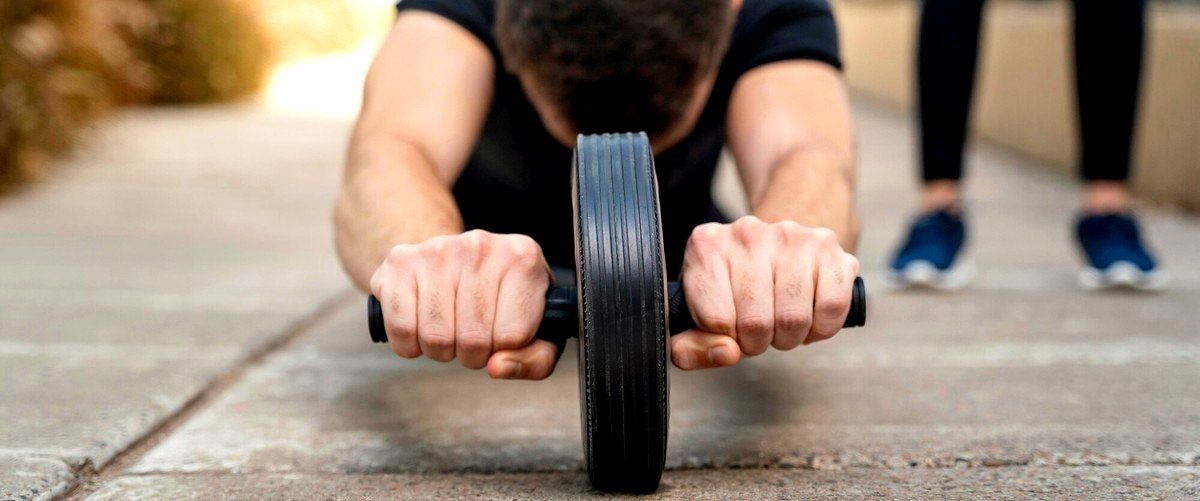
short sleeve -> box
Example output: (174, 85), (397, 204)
(725, 0), (843, 76)
(395, 0), (497, 55)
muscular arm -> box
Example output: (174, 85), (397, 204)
(334, 12), (495, 291)
(726, 60), (859, 251)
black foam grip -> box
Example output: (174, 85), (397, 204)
(367, 290), (573, 354)
(368, 295), (387, 343)
(666, 277), (866, 335)
(367, 277), (864, 344)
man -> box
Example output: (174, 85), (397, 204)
(335, 0), (861, 380)
(889, 0), (1164, 291)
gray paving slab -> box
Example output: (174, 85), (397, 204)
(0, 354), (232, 468)
(87, 467), (1200, 500)
(0, 112), (340, 211)
(0, 304), (301, 349)
(0, 102), (353, 496)
(123, 300), (1200, 477)
(0, 234), (337, 291)
(859, 289), (1200, 340)
(0, 454), (76, 501)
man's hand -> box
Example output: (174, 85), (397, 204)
(672, 216), (860, 370)
(370, 230), (558, 380)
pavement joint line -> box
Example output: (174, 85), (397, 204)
(59, 288), (359, 501)
(664, 456), (1200, 472)
(77, 464), (1200, 476)
(109, 456), (1200, 477)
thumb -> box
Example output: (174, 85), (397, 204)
(487, 340), (559, 380)
(670, 330), (741, 370)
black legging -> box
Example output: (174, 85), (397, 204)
(918, 0), (1146, 182)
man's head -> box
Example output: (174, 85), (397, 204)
(496, 0), (740, 151)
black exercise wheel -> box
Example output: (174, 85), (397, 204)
(572, 132), (669, 492)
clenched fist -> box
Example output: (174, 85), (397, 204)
(673, 216), (860, 370)
(369, 230), (557, 380)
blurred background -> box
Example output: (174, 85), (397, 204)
(2, 1), (1199, 499)
(833, 0), (1200, 209)
(3, 0), (1196, 204)
(0, 0), (394, 192)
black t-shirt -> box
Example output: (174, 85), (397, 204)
(394, 0), (841, 276)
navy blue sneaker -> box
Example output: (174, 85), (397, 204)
(1076, 213), (1167, 291)
(889, 210), (972, 289)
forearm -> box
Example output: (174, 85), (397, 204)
(749, 144), (859, 252)
(335, 138), (464, 291)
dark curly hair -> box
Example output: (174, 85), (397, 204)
(496, 0), (735, 137)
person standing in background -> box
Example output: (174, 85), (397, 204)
(889, 0), (1166, 291)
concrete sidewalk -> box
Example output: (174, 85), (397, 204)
(0, 105), (354, 499)
(2, 95), (1199, 498)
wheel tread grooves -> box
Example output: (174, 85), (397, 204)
(575, 133), (668, 492)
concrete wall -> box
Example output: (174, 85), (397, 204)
(833, 0), (1200, 209)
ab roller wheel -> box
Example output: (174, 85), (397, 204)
(367, 132), (866, 492)
(573, 133), (670, 492)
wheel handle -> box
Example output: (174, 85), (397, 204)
(368, 277), (865, 343)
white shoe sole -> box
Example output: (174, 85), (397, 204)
(888, 259), (975, 291)
(1078, 261), (1169, 292)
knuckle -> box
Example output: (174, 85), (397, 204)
(813, 227), (839, 247)
(696, 312), (735, 335)
(385, 244), (416, 266)
(689, 223), (725, 247)
(421, 237), (450, 260)
(462, 229), (489, 240)
(736, 315), (772, 337)
(731, 217), (763, 244)
(369, 271), (385, 297)
(773, 334), (803, 351)
(846, 254), (861, 275)
(776, 221), (806, 245)
(776, 309), (813, 333)
(777, 220), (804, 233)
(421, 330), (455, 350)
(390, 343), (419, 359)
(808, 327), (837, 343)
(505, 235), (542, 264)
(734, 215), (763, 227)
(494, 329), (533, 349)
(460, 230), (488, 253)
(817, 295), (851, 318)
(772, 337), (801, 351)
(386, 317), (417, 340)
(457, 331), (492, 353)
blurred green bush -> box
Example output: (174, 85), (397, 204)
(1, 0), (276, 192)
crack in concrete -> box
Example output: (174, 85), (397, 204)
(58, 289), (358, 501)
